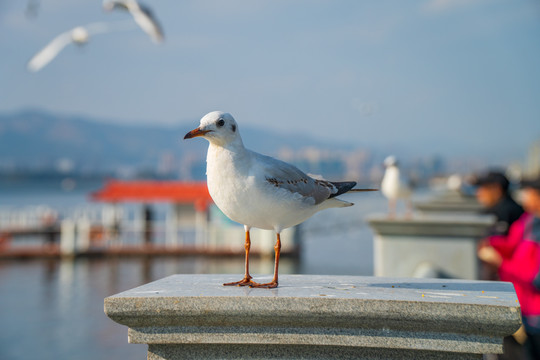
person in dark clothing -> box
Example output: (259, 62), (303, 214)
(474, 171), (527, 359)
(473, 170), (524, 236)
(478, 176), (540, 360)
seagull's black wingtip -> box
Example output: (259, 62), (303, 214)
(329, 181), (357, 198)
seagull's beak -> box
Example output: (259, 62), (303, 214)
(184, 127), (210, 139)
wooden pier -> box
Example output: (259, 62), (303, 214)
(0, 180), (300, 260)
(0, 243), (299, 260)
(0, 222), (299, 260)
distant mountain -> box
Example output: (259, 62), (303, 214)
(0, 109), (176, 172)
(0, 109), (356, 176)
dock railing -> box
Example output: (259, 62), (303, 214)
(0, 204), (298, 258)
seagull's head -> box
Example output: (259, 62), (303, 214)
(71, 27), (89, 44)
(184, 111), (241, 147)
(384, 155), (398, 168)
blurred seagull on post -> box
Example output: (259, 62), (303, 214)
(103, 0), (164, 43)
(27, 21), (135, 72)
(381, 155), (412, 218)
(184, 111), (376, 288)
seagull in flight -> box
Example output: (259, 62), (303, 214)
(381, 155), (412, 217)
(184, 111), (376, 288)
(103, 0), (164, 43)
(27, 21), (135, 72)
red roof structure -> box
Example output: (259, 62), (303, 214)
(91, 180), (213, 211)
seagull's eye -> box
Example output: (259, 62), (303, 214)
(217, 119), (225, 127)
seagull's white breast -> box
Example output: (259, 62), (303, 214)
(381, 166), (411, 200)
(206, 144), (323, 232)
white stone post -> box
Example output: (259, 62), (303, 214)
(76, 218), (91, 253)
(60, 219), (76, 257)
(368, 214), (495, 279)
(194, 209), (208, 248)
(166, 205), (178, 246)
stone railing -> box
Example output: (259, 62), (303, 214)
(413, 191), (483, 214)
(105, 274), (521, 359)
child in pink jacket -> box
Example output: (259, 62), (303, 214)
(479, 177), (540, 359)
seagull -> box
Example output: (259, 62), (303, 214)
(381, 155), (412, 217)
(103, 0), (164, 43)
(27, 21), (135, 72)
(447, 174), (463, 193)
(184, 111), (376, 288)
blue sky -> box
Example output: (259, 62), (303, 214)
(1, 0), (539, 164)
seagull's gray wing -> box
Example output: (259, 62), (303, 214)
(253, 152), (355, 205)
(27, 21), (136, 73)
(132, 4), (164, 43)
(103, 0), (163, 43)
(103, 0), (129, 11)
(27, 30), (74, 72)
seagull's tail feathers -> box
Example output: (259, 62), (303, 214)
(324, 197), (354, 208)
(324, 181), (378, 209)
(329, 181), (357, 198)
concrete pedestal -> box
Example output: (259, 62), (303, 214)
(368, 214), (495, 279)
(104, 274), (521, 359)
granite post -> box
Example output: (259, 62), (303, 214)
(105, 274), (521, 359)
(368, 214), (495, 279)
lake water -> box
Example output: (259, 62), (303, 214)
(0, 179), (414, 360)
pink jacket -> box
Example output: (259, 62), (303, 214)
(490, 213), (540, 316)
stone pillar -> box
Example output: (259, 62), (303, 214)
(368, 214), (495, 279)
(60, 219), (76, 256)
(104, 274), (521, 360)
(76, 218), (91, 253)
(165, 205), (178, 246)
(194, 208), (208, 248)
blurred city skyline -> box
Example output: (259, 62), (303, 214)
(0, 109), (448, 184)
(2, 108), (538, 187)
(1, 0), (540, 166)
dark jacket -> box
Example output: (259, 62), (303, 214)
(482, 194), (524, 236)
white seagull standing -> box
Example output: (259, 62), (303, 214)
(184, 111), (376, 288)
(27, 21), (135, 72)
(381, 155), (412, 217)
(103, 0), (164, 43)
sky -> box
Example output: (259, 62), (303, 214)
(1, 0), (540, 165)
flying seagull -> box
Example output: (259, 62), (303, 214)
(184, 111), (376, 288)
(27, 21), (135, 72)
(381, 155), (412, 217)
(103, 0), (164, 43)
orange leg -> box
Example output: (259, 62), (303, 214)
(223, 229), (254, 286)
(249, 233), (280, 289)
(405, 199), (413, 219)
(388, 199), (396, 219)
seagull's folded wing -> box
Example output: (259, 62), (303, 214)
(253, 152), (336, 205)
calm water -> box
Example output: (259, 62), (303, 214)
(0, 179), (404, 360)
